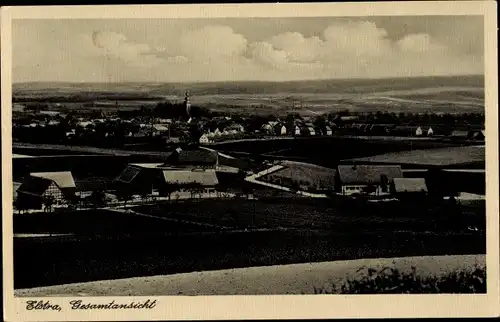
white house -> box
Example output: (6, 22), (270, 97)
(294, 126), (301, 136)
(280, 125), (287, 135)
(234, 124), (245, 132)
(214, 128), (221, 136)
(261, 124), (273, 133)
(199, 134), (210, 144)
(415, 127), (423, 136)
(325, 126), (333, 136)
(307, 127), (316, 136)
(427, 127), (434, 136)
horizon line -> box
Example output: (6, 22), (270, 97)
(12, 74), (484, 86)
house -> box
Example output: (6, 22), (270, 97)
(325, 126), (333, 136)
(280, 125), (287, 135)
(152, 124), (169, 135)
(160, 169), (219, 194)
(114, 164), (162, 196)
(427, 127), (434, 136)
(469, 130), (485, 140)
(15, 171), (77, 210)
(13, 104), (26, 113)
(390, 178), (428, 199)
(392, 125), (422, 136)
(199, 134), (210, 144)
(166, 137), (181, 144)
(307, 127), (316, 136)
(340, 116), (359, 122)
(451, 130), (469, 140)
(368, 124), (390, 136)
(294, 126), (301, 136)
(335, 165), (403, 195)
(113, 163), (219, 197)
(261, 123), (273, 134)
(233, 124), (245, 132)
(77, 121), (93, 128)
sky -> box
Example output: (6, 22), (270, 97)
(13, 16), (484, 83)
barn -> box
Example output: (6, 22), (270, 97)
(15, 171), (77, 210)
(335, 165), (403, 195)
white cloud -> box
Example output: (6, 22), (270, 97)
(12, 20), (483, 83)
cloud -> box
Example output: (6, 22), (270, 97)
(12, 19), (484, 83)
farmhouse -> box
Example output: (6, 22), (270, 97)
(160, 169), (219, 195)
(390, 178), (428, 199)
(16, 171), (77, 210)
(113, 163), (219, 197)
(325, 126), (333, 136)
(294, 126), (301, 136)
(335, 165), (403, 195)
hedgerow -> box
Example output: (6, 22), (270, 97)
(314, 264), (486, 294)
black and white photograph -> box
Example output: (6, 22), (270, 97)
(1, 2), (499, 321)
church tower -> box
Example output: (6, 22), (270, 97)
(184, 90), (191, 119)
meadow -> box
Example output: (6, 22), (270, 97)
(14, 228), (485, 289)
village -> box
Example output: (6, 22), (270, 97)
(12, 91), (485, 149)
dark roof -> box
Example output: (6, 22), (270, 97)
(167, 149), (218, 165)
(337, 165), (403, 185)
(392, 178), (428, 193)
(17, 176), (52, 197)
(114, 166), (142, 183)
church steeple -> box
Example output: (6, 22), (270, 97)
(184, 90), (191, 118)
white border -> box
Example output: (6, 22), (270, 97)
(2, 2), (499, 321)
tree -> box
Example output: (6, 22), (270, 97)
(188, 124), (203, 147)
(42, 196), (54, 212)
(140, 191), (150, 204)
(162, 182), (180, 201)
(90, 190), (107, 208)
(116, 190), (133, 207)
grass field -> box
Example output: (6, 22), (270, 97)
(132, 198), (483, 232)
(344, 145), (485, 167)
(215, 137), (468, 168)
(14, 229), (485, 289)
(13, 208), (215, 235)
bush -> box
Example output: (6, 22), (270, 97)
(314, 264), (486, 294)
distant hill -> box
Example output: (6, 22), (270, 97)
(12, 75), (484, 115)
(14, 75), (483, 96)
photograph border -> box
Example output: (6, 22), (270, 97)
(2, 2), (499, 320)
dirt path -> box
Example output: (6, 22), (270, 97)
(15, 254), (484, 296)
